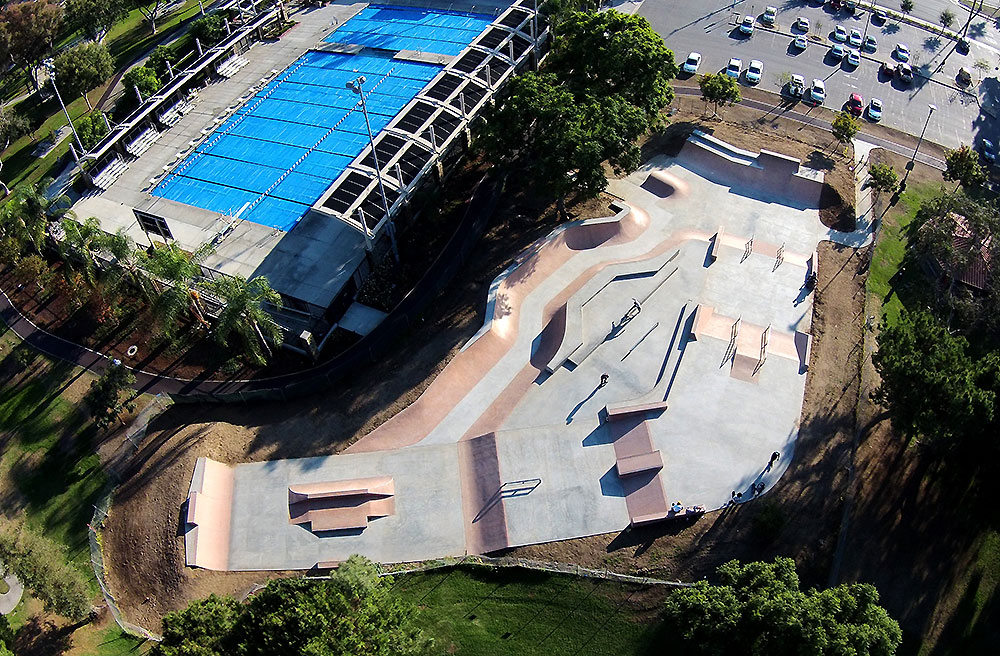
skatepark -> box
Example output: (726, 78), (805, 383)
(183, 131), (844, 571)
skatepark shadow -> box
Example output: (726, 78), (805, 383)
(805, 150), (836, 171)
(566, 384), (603, 424)
(599, 466), (625, 497)
(311, 526), (366, 538)
(605, 514), (703, 556)
(582, 417), (614, 446)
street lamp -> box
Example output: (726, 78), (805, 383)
(346, 75), (399, 262)
(43, 58), (85, 158)
(903, 103), (937, 186)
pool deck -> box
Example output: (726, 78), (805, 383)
(186, 134), (856, 571)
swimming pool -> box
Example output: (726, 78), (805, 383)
(152, 5), (492, 231)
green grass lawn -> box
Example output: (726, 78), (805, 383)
(106, 0), (207, 71)
(0, 341), (105, 591)
(391, 566), (664, 656)
(866, 182), (942, 326)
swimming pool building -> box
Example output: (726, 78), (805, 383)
(75, 0), (541, 340)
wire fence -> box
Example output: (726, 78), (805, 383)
(88, 394), (175, 643)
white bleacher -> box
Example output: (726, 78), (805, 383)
(92, 156), (129, 190)
(157, 96), (195, 127)
(216, 54), (250, 78)
(125, 127), (161, 157)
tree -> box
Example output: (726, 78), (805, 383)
(868, 163), (899, 195)
(873, 307), (996, 443)
(65, 0), (128, 41)
(0, 614), (13, 656)
(147, 45), (177, 81)
(1, 178), (74, 255)
(0, 519), (91, 620)
(123, 65), (160, 101)
(59, 216), (104, 286)
(75, 111), (110, 150)
(191, 13), (227, 48)
(944, 144), (986, 188)
(54, 41), (114, 110)
(135, 0), (172, 35)
(154, 555), (430, 656)
(661, 557), (902, 655)
(0, 107), (30, 196)
(0, 0), (63, 90)
(546, 10), (677, 121)
(202, 274), (284, 366)
(974, 58), (991, 80)
(84, 361), (137, 429)
(940, 8), (956, 29)
(831, 111), (860, 149)
(101, 228), (157, 302)
(900, 0), (915, 19)
(144, 242), (213, 337)
(699, 72), (741, 116)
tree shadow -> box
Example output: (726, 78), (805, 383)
(14, 616), (75, 656)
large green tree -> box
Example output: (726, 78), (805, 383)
(661, 557), (901, 656)
(0, 178), (74, 255)
(831, 111), (860, 149)
(873, 308), (997, 443)
(143, 242), (213, 338)
(546, 10), (677, 121)
(154, 555), (430, 656)
(84, 361), (137, 429)
(944, 144), (986, 189)
(65, 0), (128, 41)
(54, 41), (114, 110)
(0, 0), (63, 90)
(0, 519), (91, 620)
(202, 274), (284, 366)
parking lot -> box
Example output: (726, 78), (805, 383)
(642, 0), (995, 150)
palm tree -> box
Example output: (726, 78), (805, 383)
(1, 178), (75, 255)
(58, 216), (103, 286)
(100, 228), (156, 302)
(143, 242), (213, 337)
(202, 274), (283, 366)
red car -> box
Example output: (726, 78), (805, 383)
(847, 92), (864, 117)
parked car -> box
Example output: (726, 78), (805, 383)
(894, 43), (910, 61)
(831, 0), (842, 10)
(833, 25), (848, 42)
(762, 6), (777, 25)
(896, 62), (913, 83)
(794, 34), (809, 50)
(958, 38), (970, 54)
(788, 74), (806, 97)
(957, 67), (972, 85)
(830, 43), (846, 60)
(880, 60), (894, 76)
(740, 15), (755, 34)
(867, 97), (883, 122)
(873, 9), (887, 23)
(846, 48), (861, 67)
(746, 59), (764, 84)
(682, 52), (702, 74)
(847, 92), (864, 116)
(849, 28), (862, 47)
(727, 57), (742, 79)
(864, 35), (877, 52)
(810, 78), (826, 104)
(795, 16), (810, 31)
(982, 139), (997, 162)
(845, 0), (858, 13)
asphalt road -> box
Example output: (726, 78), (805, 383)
(641, 0), (997, 149)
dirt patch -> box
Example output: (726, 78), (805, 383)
(654, 91), (857, 231)
(102, 190), (615, 630)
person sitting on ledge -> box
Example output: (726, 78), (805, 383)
(671, 501), (683, 513)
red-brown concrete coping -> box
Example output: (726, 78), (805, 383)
(287, 476), (395, 532)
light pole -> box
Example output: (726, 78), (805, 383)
(903, 103), (937, 187)
(43, 58), (85, 158)
(346, 75), (399, 263)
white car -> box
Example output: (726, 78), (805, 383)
(895, 43), (910, 61)
(864, 35), (878, 52)
(762, 6), (777, 25)
(795, 16), (809, 32)
(867, 98), (883, 122)
(830, 43), (846, 60)
(846, 49), (861, 67)
(789, 73), (806, 97)
(726, 57), (742, 79)
(746, 59), (764, 84)
(849, 28), (862, 48)
(810, 78), (826, 104)
(682, 52), (702, 74)
(833, 25), (848, 42)
(740, 15), (755, 34)
(794, 35), (808, 50)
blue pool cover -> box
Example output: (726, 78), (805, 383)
(325, 5), (494, 56)
(152, 6), (491, 231)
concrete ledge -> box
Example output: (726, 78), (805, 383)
(710, 227), (724, 263)
(606, 401), (669, 419)
(616, 451), (664, 476)
(690, 304), (713, 341)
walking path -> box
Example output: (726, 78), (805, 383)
(0, 573), (23, 615)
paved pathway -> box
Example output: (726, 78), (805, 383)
(0, 573), (23, 615)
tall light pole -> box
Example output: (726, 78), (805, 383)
(43, 58), (85, 158)
(346, 75), (399, 263)
(903, 103), (937, 187)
